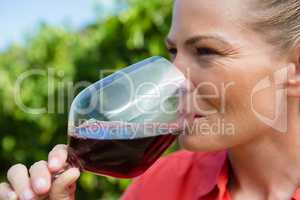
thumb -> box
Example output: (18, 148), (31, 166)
(50, 168), (80, 200)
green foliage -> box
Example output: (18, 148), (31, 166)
(0, 0), (173, 199)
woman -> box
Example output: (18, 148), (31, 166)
(2, 0), (300, 199)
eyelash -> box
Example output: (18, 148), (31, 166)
(196, 47), (221, 56)
(167, 48), (177, 55)
(167, 47), (221, 58)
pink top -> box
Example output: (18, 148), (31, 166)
(121, 150), (300, 200)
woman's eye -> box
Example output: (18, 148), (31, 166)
(196, 47), (220, 56)
(167, 48), (177, 59)
(167, 48), (177, 55)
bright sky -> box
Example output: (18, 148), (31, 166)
(0, 0), (120, 51)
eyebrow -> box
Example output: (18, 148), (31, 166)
(165, 35), (231, 47)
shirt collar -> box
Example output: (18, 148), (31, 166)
(216, 157), (230, 199)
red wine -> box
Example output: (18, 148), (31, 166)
(67, 121), (178, 178)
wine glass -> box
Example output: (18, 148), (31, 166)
(66, 56), (188, 178)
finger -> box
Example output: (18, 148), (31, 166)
(50, 168), (80, 200)
(48, 144), (68, 172)
(7, 164), (36, 200)
(29, 161), (51, 195)
(0, 183), (17, 200)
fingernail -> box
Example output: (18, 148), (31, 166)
(20, 189), (35, 200)
(34, 178), (47, 191)
(7, 191), (17, 200)
(49, 158), (60, 169)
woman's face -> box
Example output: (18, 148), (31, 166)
(167, 0), (290, 151)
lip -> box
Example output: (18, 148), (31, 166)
(194, 114), (204, 118)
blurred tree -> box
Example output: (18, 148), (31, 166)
(0, 0), (173, 199)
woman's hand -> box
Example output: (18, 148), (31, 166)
(0, 144), (80, 200)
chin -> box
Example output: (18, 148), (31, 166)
(178, 115), (235, 151)
(178, 134), (225, 152)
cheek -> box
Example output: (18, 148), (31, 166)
(223, 60), (275, 122)
(187, 62), (233, 111)
(251, 85), (277, 121)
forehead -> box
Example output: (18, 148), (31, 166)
(169, 0), (250, 42)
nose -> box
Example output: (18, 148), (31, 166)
(172, 55), (186, 76)
(172, 56), (195, 92)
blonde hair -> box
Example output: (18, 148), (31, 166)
(250, 0), (300, 51)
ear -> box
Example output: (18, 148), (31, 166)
(287, 43), (300, 97)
